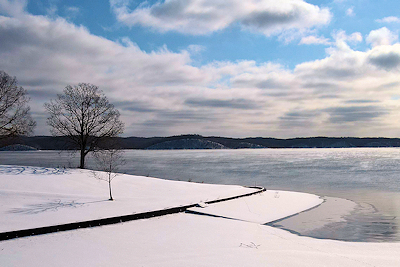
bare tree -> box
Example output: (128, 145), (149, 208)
(0, 71), (36, 138)
(44, 83), (124, 169)
(93, 144), (125, 201)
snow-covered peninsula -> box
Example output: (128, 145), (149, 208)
(0, 165), (399, 266)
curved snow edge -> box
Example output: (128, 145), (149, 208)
(0, 186), (265, 241)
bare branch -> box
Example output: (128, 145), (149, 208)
(0, 71), (36, 139)
(93, 139), (125, 200)
(44, 83), (124, 168)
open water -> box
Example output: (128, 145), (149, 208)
(1, 148), (399, 242)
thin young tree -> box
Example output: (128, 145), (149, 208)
(0, 71), (36, 138)
(44, 83), (124, 169)
(93, 143), (125, 201)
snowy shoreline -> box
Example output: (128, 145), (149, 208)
(1, 165), (400, 266)
(0, 165), (320, 233)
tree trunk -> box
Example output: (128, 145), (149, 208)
(108, 175), (113, 201)
(79, 148), (85, 169)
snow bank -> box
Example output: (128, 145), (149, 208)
(1, 213), (400, 267)
(0, 165), (256, 232)
(188, 190), (323, 224)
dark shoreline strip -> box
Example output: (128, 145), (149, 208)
(0, 186), (265, 241)
(206, 186), (265, 204)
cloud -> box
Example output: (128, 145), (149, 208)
(115, 100), (161, 113)
(324, 106), (388, 123)
(110, 0), (331, 37)
(366, 27), (398, 47)
(2, 6), (400, 137)
(332, 30), (362, 44)
(229, 62), (295, 90)
(296, 30), (400, 83)
(299, 35), (330, 45)
(345, 99), (379, 104)
(376, 16), (400, 23)
(64, 6), (80, 20)
(368, 45), (400, 70)
(186, 44), (206, 54)
(295, 51), (364, 80)
(45, 3), (57, 18)
(279, 109), (321, 128)
(0, 0), (26, 16)
(1, 14), (214, 88)
(185, 98), (260, 110)
(346, 7), (354, 17)
(280, 105), (388, 129)
(0, 12), (220, 132)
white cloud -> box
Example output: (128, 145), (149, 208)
(368, 44), (400, 71)
(3, 7), (400, 137)
(64, 6), (80, 20)
(333, 30), (362, 44)
(299, 35), (331, 45)
(187, 44), (206, 54)
(376, 16), (400, 23)
(346, 7), (354, 17)
(325, 31), (362, 54)
(366, 27), (398, 47)
(46, 4), (58, 18)
(349, 32), (363, 43)
(0, 0), (27, 16)
(110, 0), (332, 38)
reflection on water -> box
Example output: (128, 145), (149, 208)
(0, 148), (400, 242)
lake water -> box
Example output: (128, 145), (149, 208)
(1, 148), (399, 242)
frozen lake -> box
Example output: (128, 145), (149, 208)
(1, 148), (399, 242)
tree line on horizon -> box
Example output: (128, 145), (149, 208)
(8, 135), (400, 151)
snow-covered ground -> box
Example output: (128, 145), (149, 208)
(0, 165), (257, 232)
(188, 190), (323, 224)
(1, 165), (399, 266)
(2, 213), (400, 267)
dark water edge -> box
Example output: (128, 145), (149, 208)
(267, 197), (398, 242)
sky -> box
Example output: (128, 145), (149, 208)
(1, 0), (400, 138)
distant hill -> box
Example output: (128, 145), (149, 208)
(146, 138), (227, 150)
(0, 144), (38, 151)
(3, 135), (400, 150)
